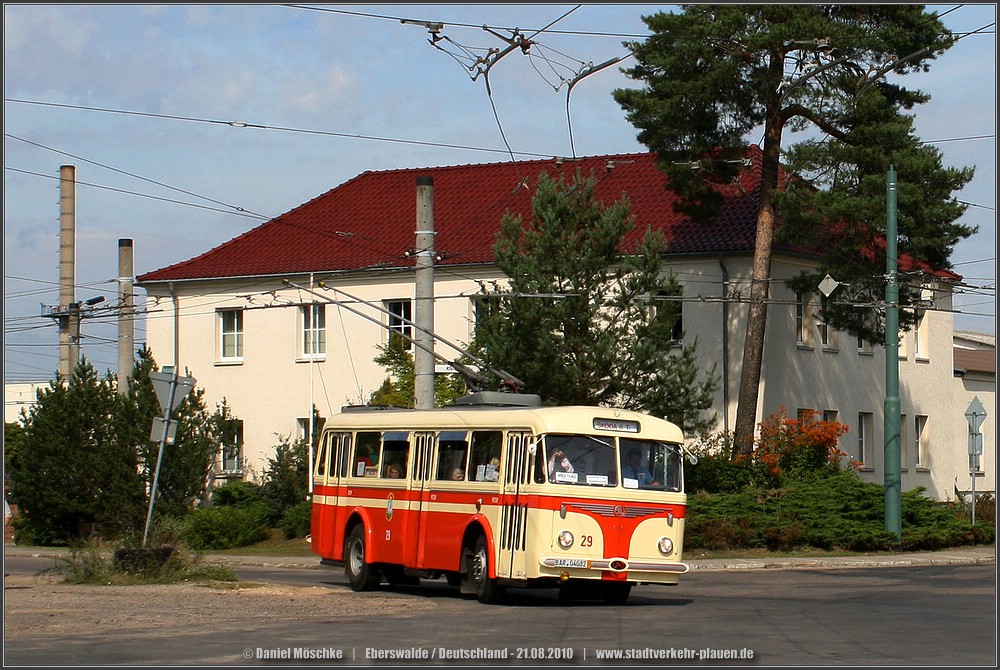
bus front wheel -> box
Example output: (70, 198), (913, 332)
(345, 525), (380, 591)
(469, 535), (505, 604)
(602, 582), (632, 604)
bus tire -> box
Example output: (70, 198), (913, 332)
(469, 534), (505, 604)
(345, 525), (380, 591)
(601, 582), (632, 604)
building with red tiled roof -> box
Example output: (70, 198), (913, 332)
(136, 150), (990, 503)
(139, 150), (779, 283)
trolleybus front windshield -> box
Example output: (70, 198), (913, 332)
(542, 434), (683, 492)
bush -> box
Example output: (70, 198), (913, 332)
(180, 503), (270, 550)
(279, 500), (312, 539)
(211, 480), (265, 508)
(684, 470), (994, 553)
(43, 536), (237, 585)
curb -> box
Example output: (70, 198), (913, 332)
(7, 545), (995, 572)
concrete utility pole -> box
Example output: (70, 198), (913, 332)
(58, 165), (77, 378)
(883, 165), (902, 544)
(118, 238), (135, 394)
(414, 176), (436, 409)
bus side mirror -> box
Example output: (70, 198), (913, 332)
(688, 454), (698, 465)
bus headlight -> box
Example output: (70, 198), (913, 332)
(557, 530), (575, 548)
(658, 537), (674, 555)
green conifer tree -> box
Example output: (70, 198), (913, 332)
(472, 170), (718, 434)
(613, 5), (974, 449)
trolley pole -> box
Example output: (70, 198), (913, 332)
(414, 176), (436, 409)
(883, 165), (901, 544)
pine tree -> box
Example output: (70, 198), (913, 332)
(369, 333), (467, 408)
(472, 170), (718, 434)
(10, 360), (145, 544)
(613, 5), (974, 450)
(125, 348), (224, 519)
(7, 348), (238, 544)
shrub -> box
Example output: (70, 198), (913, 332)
(685, 432), (753, 493)
(753, 407), (852, 487)
(211, 480), (265, 508)
(43, 536), (237, 585)
(279, 500), (312, 539)
(180, 503), (270, 550)
(684, 470), (995, 553)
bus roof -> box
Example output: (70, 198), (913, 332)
(325, 402), (685, 443)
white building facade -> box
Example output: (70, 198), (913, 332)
(136, 152), (994, 501)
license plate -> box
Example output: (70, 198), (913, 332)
(553, 558), (589, 568)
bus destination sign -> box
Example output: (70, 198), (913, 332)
(593, 418), (640, 433)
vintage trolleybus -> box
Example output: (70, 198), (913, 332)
(309, 392), (689, 604)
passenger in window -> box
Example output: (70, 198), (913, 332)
(385, 463), (402, 479)
(623, 448), (659, 486)
(547, 449), (574, 478)
(450, 467), (465, 481)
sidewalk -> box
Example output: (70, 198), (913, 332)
(684, 544), (996, 571)
(6, 543), (995, 571)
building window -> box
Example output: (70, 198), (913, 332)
(219, 309), (244, 360)
(649, 289), (684, 345)
(857, 412), (874, 466)
(914, 415), (928, 468)
(914, 310), (929, 360)
(817, 297), (836, 349)
(218, 420), (244, 476)
(385, 299), (412, 349)
(969, 452), (983, 473)
(857, 332), (873, 355)
(301, 303), (326, 357)
(796, 291), (813, 347)
(899, 414), (908, 470)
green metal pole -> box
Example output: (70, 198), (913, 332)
(884, 166), (901, 543)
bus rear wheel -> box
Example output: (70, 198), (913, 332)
(345, 525), (380, 591)
(469, 535), (505, 604)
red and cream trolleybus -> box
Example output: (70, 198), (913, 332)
(309, 391), (689, 604)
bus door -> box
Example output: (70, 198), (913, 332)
(405, 431), (435, 568)
(312, 431), (350, 560)
(497, 431), (532, 580)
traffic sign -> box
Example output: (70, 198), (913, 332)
(150, 371), (197, 415)
(965, 396), (987, 434)
(150, 417), (177, 445)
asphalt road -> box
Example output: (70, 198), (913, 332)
(4, 551), (996, 667)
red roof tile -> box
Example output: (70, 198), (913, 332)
(136, 147), (958, 283)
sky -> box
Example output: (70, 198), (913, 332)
(3, 3), (996, 385)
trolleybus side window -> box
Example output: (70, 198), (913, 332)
(353, 432), (380, 477)
(381, 432), (410, 479)
(532, 437), (546, 484)
(412, 432), (433, 481)
(437, 431), (469, 481)
(469, 430), (502, 482)
(338, 433), (352, 478)
(314, 434), (329, 478)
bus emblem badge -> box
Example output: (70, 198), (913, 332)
(386, 494), (394, 521)
(613, 505), (625, 517)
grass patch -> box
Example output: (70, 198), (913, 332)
(209, 528), (315, 557)
(41, 539), (238, 585)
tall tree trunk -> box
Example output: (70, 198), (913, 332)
(733, 110), (783, 455)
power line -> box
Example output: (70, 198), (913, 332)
(3, 98), (553, 160)
(5, 134), (271, 219)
